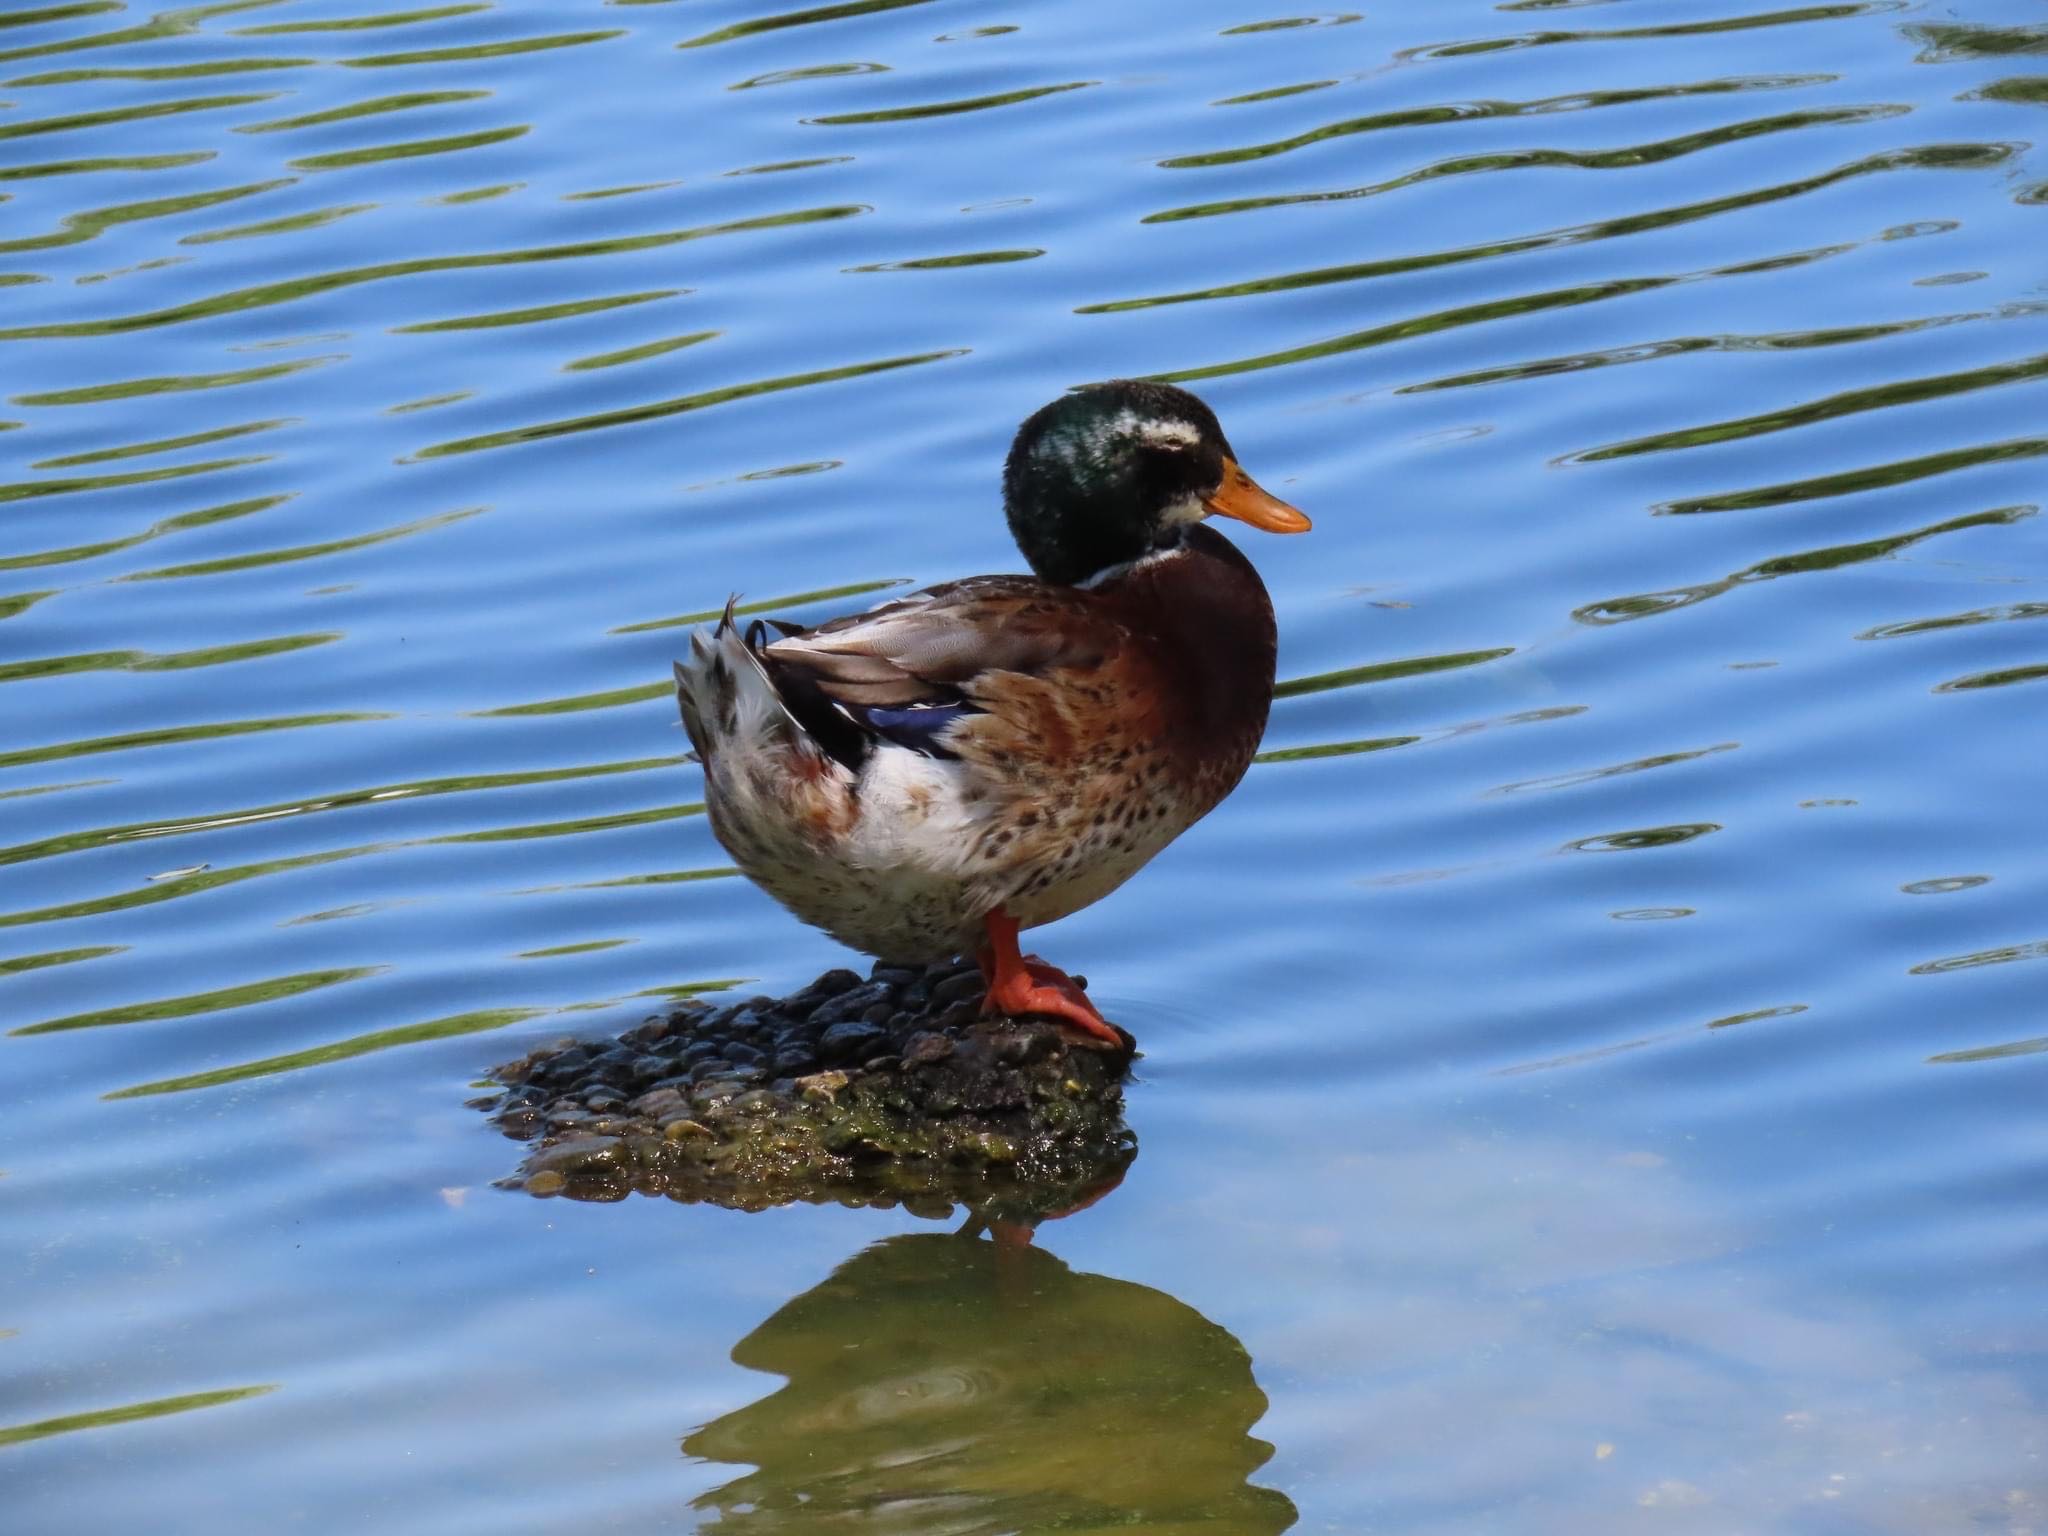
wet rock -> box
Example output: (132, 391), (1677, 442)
(631, 1087), (685, 1120)
(996, 1031), (1051, 1067)
(630, 1016), (672, 1046)
(479, 956), (1134, 1220)
(903, 1032), (953, 1066)
(785, 969), (861, 1011)
(931, 970), (988, 1009)
(817, 1020), (888, 1066)
(808, 981), (895, 1028)
(797, 1070), (849, 1104)
(772, 1044), (819, 1077)
(529, 1136), (625, 1178)
(933, 999), (982, 1032)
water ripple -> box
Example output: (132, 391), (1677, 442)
(234, 5), (493, 36)
(13, 963), (384, 1035)
(806, 81), (1093, 126)
(0, 203), (868, 339)
(5, 2), (2046, 1523)
(1400, 302), (2045, 395)
(102, 1005), (547, 1098)
(1147, 104), (1908, 224)
(1574, 505), (2035, 624)
(678, 0), (938, 52)
(0, 1386), (278, 1448)
(0, 711), (387, 773)
(1275, 645), (1516, 699)
(3, 492), (288, 572)
(1490, 743), (1739, 797)
(0, 90), (281, 141)
(1911, 938), (2048, 976)
(1858, 601), (2048, 641)
(408, 347), (963, 459)
(1563, 823), (1722, 854)
(1933, 662), (2048, 694)
(1655, 435), (2048, 515)
(340, 29), (623, 69)
(1570, 350), (2048, 461)
(1159, 74), (1829, 170)
(1093, 143), (2019, 318)
(0, 754), (682, 871)
(1402, 4), (1903, 62)
(237, 88), (490, 134)
(0, 629), (337, 683)
(118, 505), (480, 581)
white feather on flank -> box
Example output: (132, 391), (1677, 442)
(848, 744), (985, 874)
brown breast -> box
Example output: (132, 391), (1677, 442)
(1094, 523), (1280, 808)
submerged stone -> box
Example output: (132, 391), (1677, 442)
(481, 957), (1135, 1223)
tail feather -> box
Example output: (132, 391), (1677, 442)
(674, 597), (808, 765)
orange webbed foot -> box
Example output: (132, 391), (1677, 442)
(983, 960), (1126, 1052)
(977, 907), (1132, 1053)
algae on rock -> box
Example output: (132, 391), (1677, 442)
(475, 957), (1135, 1222)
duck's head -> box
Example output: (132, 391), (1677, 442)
(1002, 380), (1310, 587)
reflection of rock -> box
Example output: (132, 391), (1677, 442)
(685, 1232), (1296, 1535)
(478, 960), (1134, 1222)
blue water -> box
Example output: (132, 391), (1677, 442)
(5, 0), (2047, 1528)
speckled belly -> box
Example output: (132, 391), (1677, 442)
(710, 789), (1197, 963)
(707, 797), (982, 963)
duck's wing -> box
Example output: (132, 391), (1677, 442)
(759, 576), (1124, 764)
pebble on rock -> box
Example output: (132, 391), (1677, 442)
(817, 1020), (888, 1066)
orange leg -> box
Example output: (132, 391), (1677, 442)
(976, 908), (1126, 1051)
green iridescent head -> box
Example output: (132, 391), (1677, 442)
(1001, 380), (1308, 587)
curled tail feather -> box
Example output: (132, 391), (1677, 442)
(673, 596), (809, 765)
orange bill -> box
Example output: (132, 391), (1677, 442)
(1206, 458), (1311, 533)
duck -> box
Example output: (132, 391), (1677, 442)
(674, 380), (1310, 1049)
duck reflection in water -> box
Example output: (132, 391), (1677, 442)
(683, 1214), (1296, 1534)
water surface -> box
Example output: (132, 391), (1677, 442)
(4, 0), (2047, 1529)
